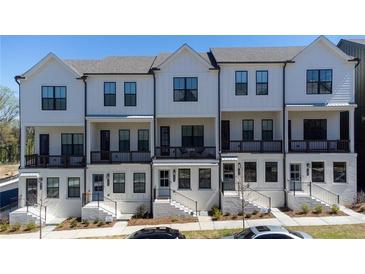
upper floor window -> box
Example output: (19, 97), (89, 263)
(235, 71), (248, 95)
(61, 133), (83, 156)
(173, 77), (198, 102)
(182, 125), (204, 147)
(119, 130), (130, 152)
(256, 71), (268, 95)
(262, 119), (273, 141)
(104, 82), (116, 106)
(306, 69), (332, 94)
(42, 86), (66, 110)
(138, 129), (149, 152)
(124, 82), (137, 106)
(304, 119), (327, 140)
(242, 120), (254, 141)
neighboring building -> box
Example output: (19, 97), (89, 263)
(337, 39), (364, 192)
(0, 176), (18, 220)
(10, 36), (358, 224)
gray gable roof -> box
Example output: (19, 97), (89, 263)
(210, 46), (306, 63)
(64, 56), (156, 74)
(152, 52), (213, 68)
(342, 39), (365, 46)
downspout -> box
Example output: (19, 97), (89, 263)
(15, 76), (25, 168)
(150, 69), (157, 216)
(217, 66), (222, 209)
(282, 62), (288, 208)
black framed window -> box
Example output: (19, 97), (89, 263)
(262, 119), (273, 141)
(42, 86), (66, 110)
(138, 129), (149, 152)
(333, 162), (346, 183)
(256, 71), (268, 95)
(223, 163), (235, 182)
(182, 125), (204, 147)
(235, 71), (248, 95)
(47, 177), (59, 198)
(133, 173), (145, 193)
(104, 82), (116, 106)
(244, 162), (257, 182)
(242, 120), (254, 141)
(265, 162), (278, 182)
(178, 169), (191, 189)
(68, 177), (80, 198)
(124, 82), (136, 106)
(312, 162), (325, 182)
(173, 77), (198, 102)
(199, 168), (211, 189)
(113, 173), (125, 193)
(304, 119), (327, 140)
(160, 170), (169, 187)
(306, 69), (332, 94)
(61, 133), (83, 156)
(119, 130), (130, 152)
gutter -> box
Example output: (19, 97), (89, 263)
(150, 66), (157, 217)
(14, 76), (25, 168)
(217, 65), (222, 209)
(349, 57), (361, 68)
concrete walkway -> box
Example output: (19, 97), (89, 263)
(1, 206), (364, 239)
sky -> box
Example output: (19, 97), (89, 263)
(1, 35), (365, 93)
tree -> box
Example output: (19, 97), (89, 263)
(0, 86), (18, 123)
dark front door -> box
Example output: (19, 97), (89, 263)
(92, 174), (104, 201)
(221, 120), (230, 151)
(100, 130), (110, 160)
(39, 134), (49, 166)
(26, 178), (38, 206)
(160, 126), (170, 156)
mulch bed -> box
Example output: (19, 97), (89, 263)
(54, 217), (116, 231)
(0, 223), (39, 234)
(128, 216), (198, 226)
(279, 207), (347, 217)
(346, 203), (365, 214)
(213, 212), (275, 221)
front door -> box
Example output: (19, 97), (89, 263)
(26, 178), (38, 206)
(221, 120), (230, 151)
(290, 164), (302, 191)
(223, 163), (235, 191)
(160, 126), (170, 156)
(100, 130), (110, 160)
(159, 170), (170, 198)
(92, 174), (104, 201)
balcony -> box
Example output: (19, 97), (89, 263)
(222, 140), (282, 153)
(289, 140), (350, 153)
(90, 151), (151, 164)
(25, 154), (85, 168)
(155, 147), (216, 159)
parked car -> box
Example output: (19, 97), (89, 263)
(223, 226), (312, 239)
(127, 227), (186, 239)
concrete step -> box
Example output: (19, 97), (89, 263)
(287, 193), (332, 211)
(221, 195), (270, 215)
(82, 202), (118, 222)
(153, 199), (197, 218)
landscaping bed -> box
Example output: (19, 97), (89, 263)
(0, 164), (19, 179)
(279, 207), (347, 217)
(0, 221), (39, 234)
(54, 217), (115, 231)
(212, 211), (274, 221)
(128, 216), (198, 226)
(347, 203), (365, 214)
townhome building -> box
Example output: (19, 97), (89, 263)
(10, 36), (358, 224)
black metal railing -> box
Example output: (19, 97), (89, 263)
(25, 154), (85, 168)
(83, 192), (118, 217)
(222, 140), (282, 153)
(18, 194), (47, 223)
(310, 182), (340, 205)
(155, 146), (216, 159)
(90, 151), (151, 164)
(289, 140), (349, 153)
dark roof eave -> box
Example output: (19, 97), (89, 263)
(83, 72), (152, 75)
(216, 60), (295, 64)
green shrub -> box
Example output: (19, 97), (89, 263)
(25, 222), (36, 231)
(301, 204), (310, 214)
(82, 220), (90, 227)
(93, 219), (99, 224)
(135, 204), (149, 218)
(237, 211), (244, 216)
(70, 219), (78, 228)
(97, 221), (105, 227)
(212, 207), (222, 220)
(331, 204), (340, 214)
(245, 213), (252, 218)
(0, 223), (10, 232)
(10, 223), (21, 232)
(313, 205), (323, 214)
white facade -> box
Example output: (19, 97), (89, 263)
(14, 36), (358, 222)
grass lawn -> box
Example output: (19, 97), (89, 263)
(0, 164), (19, 179)
(128, 216), (197, 226)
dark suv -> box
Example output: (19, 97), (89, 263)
(127, 227), (186, 239)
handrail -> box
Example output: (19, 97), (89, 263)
(155, 146), (216, 159)
(90, 151), (151, 164)
(310, 182), (340, 205)
(246, 187), (272, 211)
(171, 189), (198, 216)
(225, 140), (282, 153)
(18, 194), (47, 222)
(92, 192), (118, 218)
(289, 140), (349, 153)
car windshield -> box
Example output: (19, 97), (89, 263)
(234, 228), (255, 239)
(288, 230), (304, 239)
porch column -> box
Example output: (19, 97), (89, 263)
(284, 108), (289, 153)
(149, 120), (154, 157)
(86, 120), (91, 164)
(349, 108), (355, 153)
(20, 125), (26, 168)
(215, 117), (219, 158)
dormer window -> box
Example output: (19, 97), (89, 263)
(173, 77), (198, 102)
(306, 69), (332, 94)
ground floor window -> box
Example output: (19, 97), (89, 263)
(68, 177), (80, 198)
(133, 173), (146, 193)
(178, 169), (191, 189)
(113, 173), (125, 193)
(199, 168), (211, 189)
(312, 162), (325, 182)
(47, 177), (59, 198)
(333, 162), (346, 183)
(265, 162), (278, 182)
(244, 162), (257, 182)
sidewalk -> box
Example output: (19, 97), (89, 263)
(1, 206), (364, 239)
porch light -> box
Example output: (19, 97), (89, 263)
(173, 169), (176, 182)
(237, 163), (241, 176)
(106, 173), (110, 186)
(38, 177), (43, 190)
(306, 163), (310, 176)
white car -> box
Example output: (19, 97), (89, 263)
(224, 226), (312, 239)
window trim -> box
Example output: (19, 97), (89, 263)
(61, 133), (84, 156)
(133, 173), (146, 193)
(41, 86), (67, 111)
(113, 173), (126, 193)
(256, 70), (268, 95)
(67, 177), (80, 198)
(311, 161), (325, 183)
(306, 69), (333, 95)
(47, 177), (59, 199)
(124, 82), (137, 107)
(103, 82), (116, 106)
(173, 77), (198, 102)
(181, 125), (204, 148)
(333, 162), (347, 184)
(265, 162), (278, 183)
(178, 168), (191, 190)
(244, 162), (257, 183)
(235, 71), (248, 96)
(199, 168), (212, 189)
